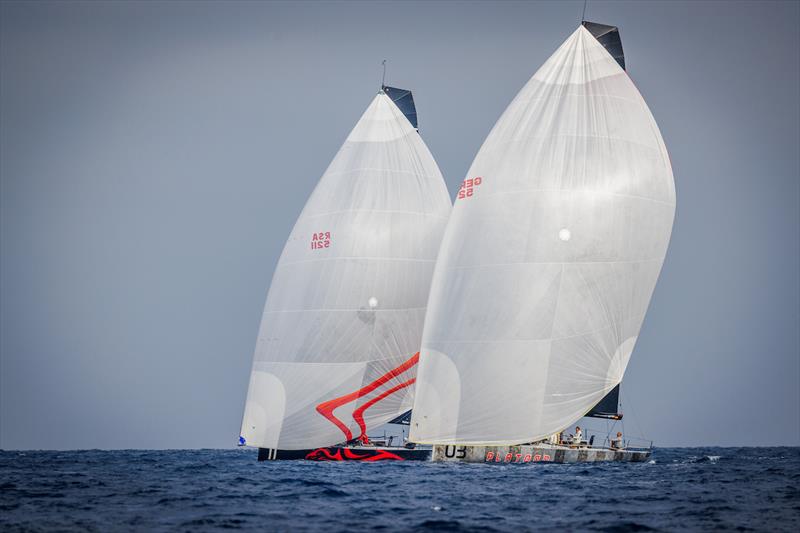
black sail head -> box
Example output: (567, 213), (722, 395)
(582, 21), (626, 70)
(381, 85), (418, 129)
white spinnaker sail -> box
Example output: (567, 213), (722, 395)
(241, 92), (451, 450)
(410, 25), (675, 445)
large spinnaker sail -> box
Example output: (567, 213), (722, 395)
(241, 91), (451, 450)
(410, 24), (675, 445)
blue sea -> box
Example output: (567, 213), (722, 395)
(1, 447), (798, 531)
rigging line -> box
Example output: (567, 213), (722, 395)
(622, 387), (648, 441)
(581, 0), (588, 23)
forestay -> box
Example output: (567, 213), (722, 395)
(410, 25), (675, 445)
(241, 91), (451, 450)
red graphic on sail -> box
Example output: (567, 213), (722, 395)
(315, 352), (419, 442)
(352, 378), (415, 442)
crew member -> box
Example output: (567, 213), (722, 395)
(572, 426), (583, 445)
(611, 431), (624, 450)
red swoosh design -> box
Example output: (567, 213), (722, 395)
(305, 447), (404, 461)
(315, 352), (419, 442)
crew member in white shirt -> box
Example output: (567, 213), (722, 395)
(572, 426), (583, 445)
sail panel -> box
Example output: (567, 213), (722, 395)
(241, 92), (451, 450)
(410, 25), (675, 445)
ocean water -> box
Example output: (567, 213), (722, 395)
(1, 447), (798, 531)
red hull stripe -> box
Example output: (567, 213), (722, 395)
(305, 447), (404, 461)
(315, 352), (419, 442)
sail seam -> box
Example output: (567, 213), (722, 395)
(515, 92), (641, 106)
(302, 209), (449, 220)
(263, 306), (427, 313)
(252, 359), (417, 367)
(323, 167), (440, 180)
(426, 313), (645, 344)
(441, 257), (665, 271)
(471, 187), (675, 207)
(277, 257), (436, 267)
(483, 132), (664, 156)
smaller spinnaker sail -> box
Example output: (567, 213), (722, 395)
(410, 24), (675, 445)
(241, 89), (451, 450)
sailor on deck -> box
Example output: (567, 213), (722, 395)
(611, 431), (624, 450)
(571, 426), (583, 445)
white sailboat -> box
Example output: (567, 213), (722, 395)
(240, 85), (451, 461)
(409, 21), (676, 463)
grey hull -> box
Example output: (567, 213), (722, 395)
(432, 444), (651, 464)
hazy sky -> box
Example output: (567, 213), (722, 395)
(1, 1), (798, 449)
